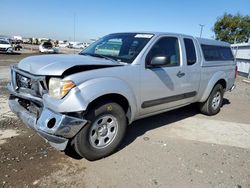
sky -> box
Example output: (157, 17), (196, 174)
(0, 0), (249, 42)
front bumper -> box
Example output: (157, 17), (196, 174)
(40, 48), (58, 53)
(0, 47), (12, 53)
(8, 84), (88, 150)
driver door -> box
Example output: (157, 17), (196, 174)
(140, 36), (192, 115)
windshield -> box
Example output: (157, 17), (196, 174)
(80, 33), (154, 63)
(43, 42), (53, 48)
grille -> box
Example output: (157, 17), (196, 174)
(0, 48), (7, 51)
(16, 73), (31, 88)
(14, 70), (47, 98)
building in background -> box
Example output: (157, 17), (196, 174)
(231, 39), (250, 78)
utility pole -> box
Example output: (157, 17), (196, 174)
(199, 24), (205, 38)
(73, 13), (76, 54)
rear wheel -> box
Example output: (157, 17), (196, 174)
(73, 101), (127, 161)
(200, 84), (224, 116)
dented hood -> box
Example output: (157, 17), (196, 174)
(18, 54), (121, 76)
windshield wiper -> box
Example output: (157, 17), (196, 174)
(80, 53), (117, 63)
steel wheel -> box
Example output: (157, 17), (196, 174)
(73, 101), (127, 161)
(200, 84), (224, 116)
(89, 115), (119, 149)
(212, 91), (221, 110)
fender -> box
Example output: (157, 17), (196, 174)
(43, 77), (137, 123)
(199, 71), (227, 102)
(78, 77), (137, 120)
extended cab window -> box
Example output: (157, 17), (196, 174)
(201, 45), (234, 61)
(147, 37), (180, 67)
(184, 38), (196, 65)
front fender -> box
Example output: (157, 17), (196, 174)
(43, 77), (137, 122)
(199, 71), (227, 102)
(79, 77), (137, 116)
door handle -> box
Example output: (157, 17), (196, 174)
(177, 71), (185, 78)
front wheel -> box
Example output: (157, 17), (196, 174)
(199, 84), (224, 116)
(73, 101), (127, 161)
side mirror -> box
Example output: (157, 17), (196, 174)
(150, 56), (169, 67)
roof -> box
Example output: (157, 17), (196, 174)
(111, 32), (231, 47)
(196, 38), (230, 47)
(114, 31), (193, 38)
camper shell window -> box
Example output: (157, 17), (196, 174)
(201, 44), (234, 61)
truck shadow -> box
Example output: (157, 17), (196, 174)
(119, 98), (230, 151)
(119, 103), (199, 150)
(221, 98), (230, 107)
(65, 104), (199, 160)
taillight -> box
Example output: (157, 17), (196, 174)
(235, 65), (238, 79)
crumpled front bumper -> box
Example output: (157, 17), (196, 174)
(8, 84), (88, 150)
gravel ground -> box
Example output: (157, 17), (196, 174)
(0, 53), (250, 187)
(227, 76), (250, 99)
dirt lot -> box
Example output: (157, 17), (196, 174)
(0, 53), (250, 188)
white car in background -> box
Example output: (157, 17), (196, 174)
(58, 42), (69, 48)
(0, 38), (13, 53)
(69, 42), (87, 49)
(39, 41), (59, 53)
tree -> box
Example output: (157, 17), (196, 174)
(213, 13), (250, 43)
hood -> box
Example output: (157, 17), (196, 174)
(18, 54), (121, 76)
(0, 44), (11, 48)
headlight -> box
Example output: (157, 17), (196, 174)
(49, 78), (75, 99)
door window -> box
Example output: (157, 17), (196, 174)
(184, 38), (197, 65)
(147, 37), (180, 67)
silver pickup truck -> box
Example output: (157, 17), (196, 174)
(8, 32), (236, 160)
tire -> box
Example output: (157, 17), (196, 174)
(73, 101), (127, 161)
(199, 84), (224, 116)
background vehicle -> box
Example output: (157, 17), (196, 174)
(68, 42), (87, 49)
(58, 42), (69, 48)
(10, 40), (23, 51)
(72, 42), (85, 49)
(8, 32), (236, 160)
(0, 38), (13, 53)
(39, 41), (59, 53)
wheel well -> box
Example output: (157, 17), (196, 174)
(215, 79), (227, 90)
(86, 94), (130, 115)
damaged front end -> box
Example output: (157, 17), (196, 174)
(7, 65), (87, 150)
